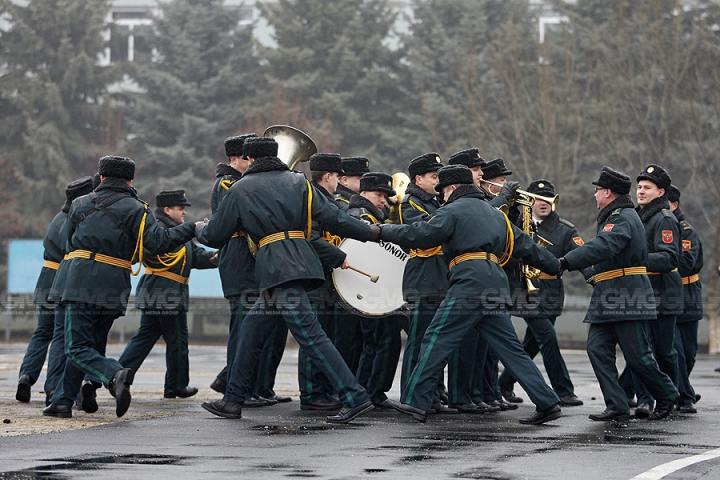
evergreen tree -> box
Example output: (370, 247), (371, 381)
(123, 0), (259, 218)
(0, 0), (121, 234)
(257, 0), (409, 172)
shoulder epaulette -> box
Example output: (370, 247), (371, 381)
(661, 209), (672, 218)
(559, 218), (575, 228)
(611, 208), (622, 216)
(334, 195), (350, 204)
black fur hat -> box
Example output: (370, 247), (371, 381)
(526, 179), (555, 197)
(435, 165), (474, 192)
(341, 157), (370, 176)
(592, 166), (632, 195)
(62, 176), (94, 211)
(156, 189), (192, 208)
(98, 155), (135, 180)
(481, 158), (512, 180)
(637, 164), (672, 192)
(225, 133), (257, 157)
(667, 184), (681, 203)
(243, 137), (278, 159)
(360, 172), (396, 196)
(408, 153), (443, 179)
(309, 153), (343, 174)
(448, 148), (484, 168)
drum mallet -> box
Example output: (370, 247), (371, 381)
(348, 265), (379, 283)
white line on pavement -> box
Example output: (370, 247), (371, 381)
(630, 447), (720, 479)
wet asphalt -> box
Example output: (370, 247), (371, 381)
(1, 343), (719, 479)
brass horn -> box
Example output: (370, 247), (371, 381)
(263, 125), (317, 169)
(480, 180), (560, 211)
(386, 172), (410, 224)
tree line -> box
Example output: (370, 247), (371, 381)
(1, 0), (719, 349)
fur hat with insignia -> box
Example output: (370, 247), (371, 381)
(360, 172), (396, 196)
(448, 148), (485, 169)
(341, 157), (370, 177)
(309, 153), (343, 174)
(636, 164), (672, 192)
(98, 155), (135, 180)
(156, 189), (192, 208)
(667, 184), (681, 203)
(62, 176), (94, 212)
(481, 158), (513, 180)
(526, 179), (555, 197)
(435, 164), (474, 192)
(408, 153), (443, 180)
(225, 133), (257, 157)
(243, 137), (278, 159)
(592, 166), (632, 195)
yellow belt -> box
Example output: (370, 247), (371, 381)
(143, 268), (189, 285)
(682, 274), (699, 285)
(410, 246), (443, 258)
(449, 252), (499, 270)
(64, 250), (132, 270)
(647, 268), (678, 276)
(593, 266), (647, 283)
(43, 260), (60, 270)
(258, 230), (305, 248)
(539, 273), (559, 280)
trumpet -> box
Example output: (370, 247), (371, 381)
(480, 180), (559, 212)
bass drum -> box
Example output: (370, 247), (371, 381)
(333, 238), (408, 317)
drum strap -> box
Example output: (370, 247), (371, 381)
(448, 252), (499, 270)
(258, 230), (305, 248)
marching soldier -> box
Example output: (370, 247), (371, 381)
(299, 153), (348, 411)
(558, 166), (678, 421)
(625, 164), (682, 418)
(397, 153), (453, 413)
(379, 165), (564, 425)
(197, 136), (381, 424)
(118, 190), (217, 399)
(497, 179), (585, 407)
(334, 157), (370, 211)
(209, 134), (289, 406)
(347, 172), (404, 409)
(44, 155), (197, 418)
(667, 184), (703, 413)
(16, 177), (94, 405)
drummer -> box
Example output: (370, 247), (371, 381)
(397, 153), (457, 414)
(347, 172), (403, 409)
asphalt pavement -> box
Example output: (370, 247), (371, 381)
(1, 342), (719, 479)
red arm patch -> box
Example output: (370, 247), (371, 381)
(682, 239), (691, 251)
(602, 224), (614, 232)
(662, 230), (673, 244)
(573, 236), (584, 246)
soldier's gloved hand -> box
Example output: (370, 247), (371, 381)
(499, 181), (521, 201)
(557, 257), (569, 277)
(368, 224), (383, 242)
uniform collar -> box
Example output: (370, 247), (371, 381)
(349, 194), (384, 221)
(636, 196), (669, 223)
(216, 162), (242, 179)
(96, 177), (137, 197)
(445, 184), (483, 204)
(405, 183), (438, 203)
(242, 156), (289, 176)
(597, 194), (635, 224)
(335, 184), (356, 200)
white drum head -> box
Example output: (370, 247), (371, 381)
(333, 238), (408, 317)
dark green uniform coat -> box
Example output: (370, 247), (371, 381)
(134, 212), (216, 312)
(636, 197), (683, 315)
(563, 195), (656, 323)
(33, 212), (66, 308)
(397, 183), (448, 301)
(211, 163), (257, 298)
(333, 184), (355, 212)
(674, 208), (703, 323)
(49, 179), (196, 314)
(196, 157), (372, 292)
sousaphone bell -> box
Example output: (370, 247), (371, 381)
(263, 125), (318, 169)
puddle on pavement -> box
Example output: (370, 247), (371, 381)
(251, 424), (332, 434)
(0, 454), (185, 479)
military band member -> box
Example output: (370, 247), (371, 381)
(16, 177), (94, 405)
(627, 164), (682, 418)
(44, 155), (197, 418)
(118, 190), (217, 399)
(667, 184), (703, 413)
(209, 134), (288, 406)
(347, 172), (403, 408)
(559, 166), (679, 421)
(334, 157), (369, 211)
(497, 179), (585, 407)
(397, 153), (452, 412)
(380, 165), (564, 425)
(198, 137), (381, 424)
(299, 153), (348, 411)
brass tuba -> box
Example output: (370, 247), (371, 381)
(386, 172), (410, 224)
(263, 125), (318, 169)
